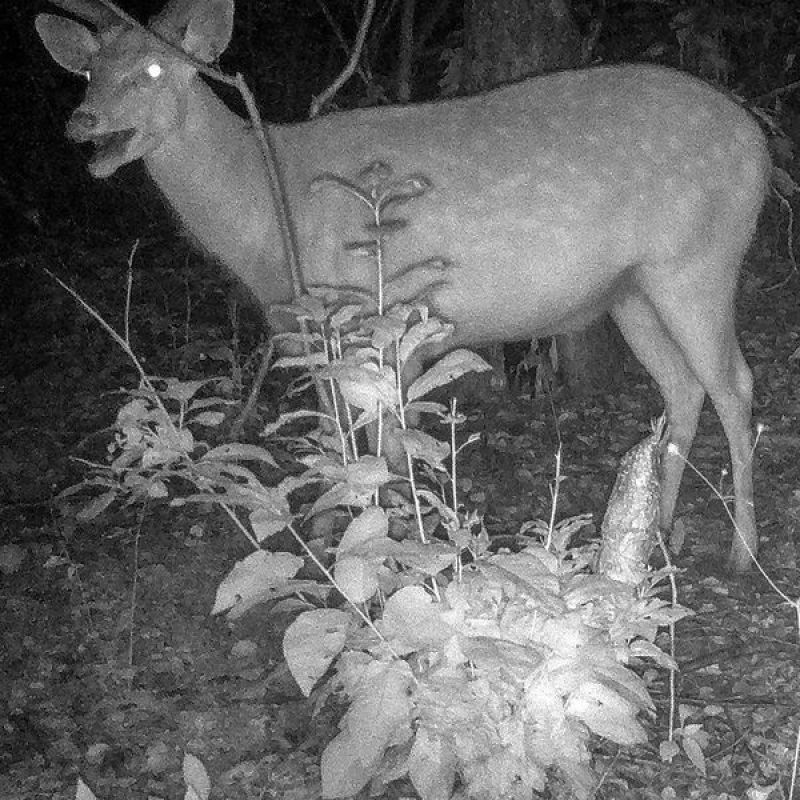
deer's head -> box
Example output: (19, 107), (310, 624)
(36, 0), (234, 178)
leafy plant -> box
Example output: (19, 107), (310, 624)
(58, 163), (690, 800)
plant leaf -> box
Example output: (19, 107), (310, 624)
(183, 753), (210, 800)
(322, 660), (414, 796)
(335, 556), (380, 604)
(212, 550), (302, 618)
(76, 490), (118, 522)
(408, 728), (457, 800)
(565, 680), (647, 745)
(398, 319), (452, 365)
(659, 739), (680, 762)
(75, 778), (98, 800)
(283, 608), (350, 696)
(682, 735), (707, 776)
(337, 506), (389, 559)
(320, 730), (373, 798)
(400, 429), (450, 468)
(201, 443), (278, 468)
(249, 497), (294, 542)
(406, 349), (492, 401)
(379, 585), (453, 650)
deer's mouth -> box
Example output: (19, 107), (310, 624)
(68, 124), (152, 178)
(85, 129), (140, 178)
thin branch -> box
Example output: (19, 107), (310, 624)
(395, 0), (415, 102)
(313, 0), (371, 92)
(309, 0), (377, 118)
(750, 78), (800, 104)
(369, 0), (401, 56)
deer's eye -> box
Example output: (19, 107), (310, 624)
(146, 61), (162, 79)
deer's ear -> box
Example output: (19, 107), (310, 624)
(181, 0), (234, 63)
(36, 14), (99, 75)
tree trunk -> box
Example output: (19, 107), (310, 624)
(460, 0), (624, 394)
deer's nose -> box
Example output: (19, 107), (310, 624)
(67, 109), (102, 137)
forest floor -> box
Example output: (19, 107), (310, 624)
(1, 226), (799, 800)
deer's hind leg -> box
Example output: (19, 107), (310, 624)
(616, 258), (755, 572)
(611, 288), (706, 555)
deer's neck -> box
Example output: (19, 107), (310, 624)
(144, 81), (294, 313)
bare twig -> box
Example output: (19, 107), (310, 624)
(313, 0), (372, 91)
(309, 0), (377, 118)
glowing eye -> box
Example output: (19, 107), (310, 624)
(146, 62), (162, 79)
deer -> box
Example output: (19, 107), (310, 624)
(36, 0), (771, 572)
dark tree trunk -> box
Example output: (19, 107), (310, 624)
(461, 0), (580, 90)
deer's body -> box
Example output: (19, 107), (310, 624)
(147, 65), (768, 348)
(37, 0), (770, 571)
